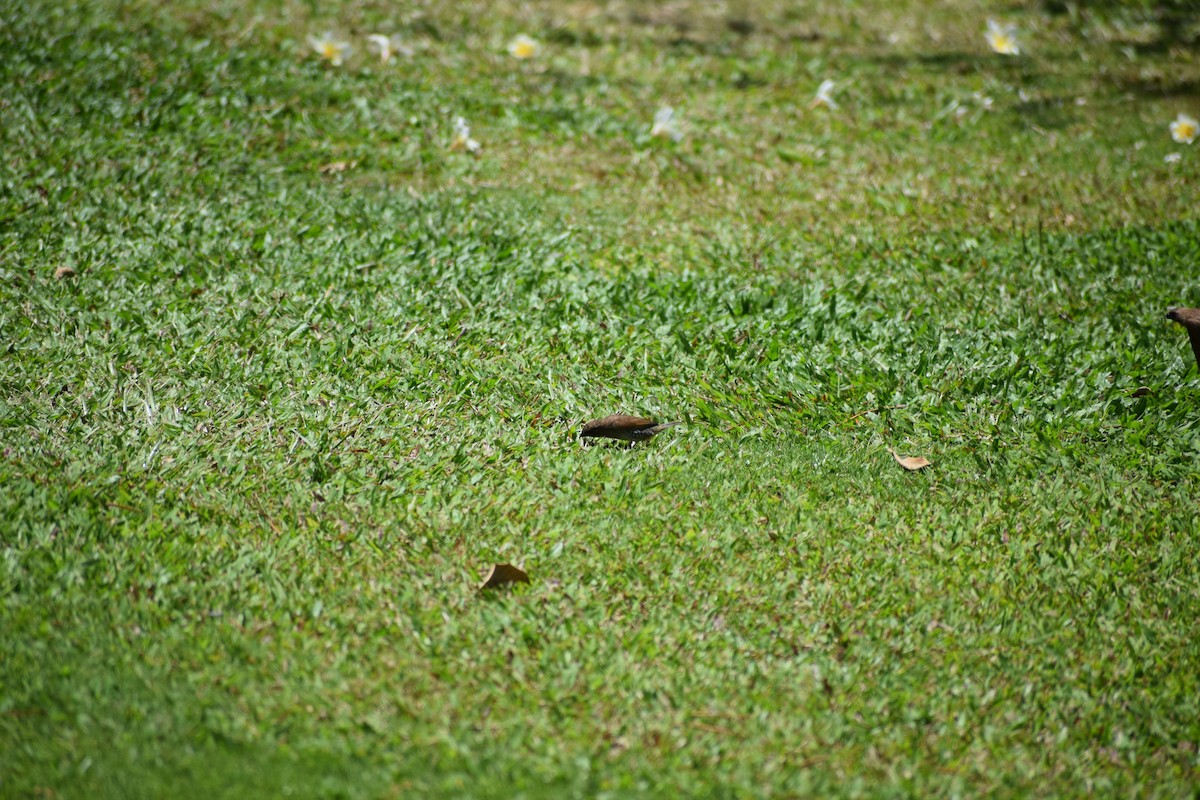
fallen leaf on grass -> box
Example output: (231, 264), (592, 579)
(888, 447), (931, 471)
(479, 563), (530, 591)
(318, 160), (357, 175)
(54, 266), (76, 280)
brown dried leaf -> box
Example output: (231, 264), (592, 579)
(479, 563), (530, 591)
(888, 447), (931, 471)
(54, 266), (76, 280)
(318, 160), (357, 175)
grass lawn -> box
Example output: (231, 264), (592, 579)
(2, 0), (1199, 796)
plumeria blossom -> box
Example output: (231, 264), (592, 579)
(1170, 113), (1198, 144)
(985, 19), (1020, 56)
(650, 106), (683, 141)
(450, 117), (481, 153)
(810, 79), (838, 110)
(367, 34), (413, 63)
(308, 32), (351, 66)
(508, 34), (539, 59)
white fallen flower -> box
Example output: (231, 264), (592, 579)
(810, 79), (838, 110)
(450, 116), (481, 153)
(1164, 152), (1182, 163)
(367, 34), (413, 63)
(1170, 113), (1197, 144)
(650, 106), (683, 141)
(508, 34), (539, 59)
(308, 32), (351, 66)
(985, 19), (1020, 56)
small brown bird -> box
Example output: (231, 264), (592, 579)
(580, 415), (680, 443)
(1166, 307), (1200, 370)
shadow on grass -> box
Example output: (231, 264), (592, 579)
(1112, 75), (1200, 101)
(858, 50), (1019, 76)
(1009, 97), (1079, 130)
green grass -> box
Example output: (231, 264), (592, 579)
(2, 0), (1199, 796)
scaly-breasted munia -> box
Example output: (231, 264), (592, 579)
(1166, 307), (1200, 370)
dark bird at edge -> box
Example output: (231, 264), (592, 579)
(1166, 307), (1200, 370)
(580, 415), (680, 443)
